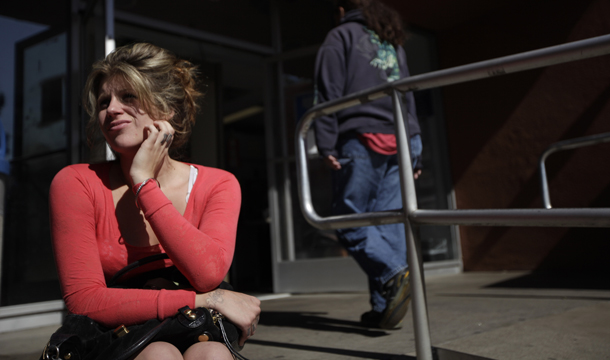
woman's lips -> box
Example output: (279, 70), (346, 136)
(108, 120), (131, 131)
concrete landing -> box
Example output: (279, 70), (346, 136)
(2, 271), (609, 360)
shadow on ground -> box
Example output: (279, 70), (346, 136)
(247, 340), (494, 360)
(485, 271), (610, 291)
(258, 311), (391, 337)
(248, 339), (415, 359)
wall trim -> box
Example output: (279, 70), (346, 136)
(0, 300), (65, 333)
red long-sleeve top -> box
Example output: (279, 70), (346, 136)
(49, 162), (241, 328)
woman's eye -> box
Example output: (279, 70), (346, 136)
(98, 99), (109, 109)
(123, 93), (137, 102)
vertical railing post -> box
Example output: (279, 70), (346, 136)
(392, 89), (433, 360)
(104, 0), (116, 162)
(539, 152), (552, 209)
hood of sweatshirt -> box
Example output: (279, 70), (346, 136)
(341, 9), (366, 26)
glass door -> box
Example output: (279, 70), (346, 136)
(3, 28), (68, 306)
(0, 0), (107, 306)
(266, 51), (369, 294)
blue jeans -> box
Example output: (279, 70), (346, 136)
(332, 133), (422, 312)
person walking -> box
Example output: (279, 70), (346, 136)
(313, 0), (422, 329)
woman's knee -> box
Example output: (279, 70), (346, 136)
(134, 341), (182, 360)
(183, 341), (232, 360)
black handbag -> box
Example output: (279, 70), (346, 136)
(41, 254), (249, 360)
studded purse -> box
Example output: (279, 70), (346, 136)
(40, 254), (247, 360)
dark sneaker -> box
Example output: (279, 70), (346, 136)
(360, 310), (383, 328)
(378, 269), (411, 329)
(360, 310), (403, 329)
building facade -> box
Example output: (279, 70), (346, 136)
(1, 0), (608, 331)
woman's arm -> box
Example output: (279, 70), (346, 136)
(138, 168), (260, 346)
(51, 166), (244, 328)
(136, 168), (241, 293)
(50, 166), (197, 328)
(313, 44), (345, 158)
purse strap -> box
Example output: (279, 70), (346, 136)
(218, 316), (249, 360)
(107, 253), (170, 287)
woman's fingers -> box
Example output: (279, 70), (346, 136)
(142, 120), (175, 150)
(154, 120), (174, 147)
(245, 315), (259, 337)
(160, 133), (172, 146)
(250, 315), (259, 335)
(130, 121), (176, 184)
(236, 295), (261, 347)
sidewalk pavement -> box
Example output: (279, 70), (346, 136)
(2, 271), (609, 360)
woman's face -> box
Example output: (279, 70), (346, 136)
(97, 78), (157, 155)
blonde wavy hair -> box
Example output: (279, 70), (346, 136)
(83, 43), (203, 151)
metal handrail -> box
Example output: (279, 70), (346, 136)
(295, 34), (610, 360)
(539, 132), (610, 209)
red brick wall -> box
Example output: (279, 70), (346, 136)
(435, 0), (610, 271)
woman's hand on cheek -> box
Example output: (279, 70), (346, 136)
(130, 120), (175, 185)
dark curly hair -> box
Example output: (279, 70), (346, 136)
(335, 0), (406, 48)
(83, 43), (203, 151)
